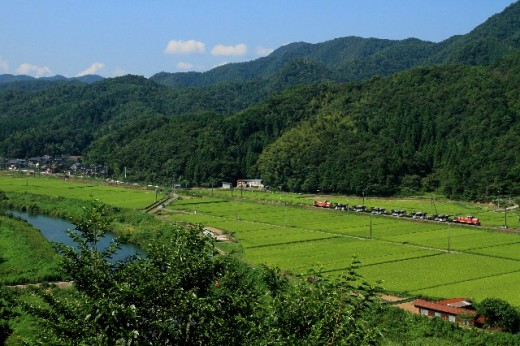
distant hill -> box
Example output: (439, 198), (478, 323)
(0, 74), (105, 92)
(151, 1), (520, 88)
(150, 37), (432, 87)
(0, 74), (35, 84)
(0, 74), (104, 85)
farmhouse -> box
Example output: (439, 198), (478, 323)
(413, 298), (484, 326)
(236, 179), (264, 189)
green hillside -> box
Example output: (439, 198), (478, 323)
(85, 56), (520, 198)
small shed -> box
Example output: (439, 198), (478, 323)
(221, 182), (233, 189)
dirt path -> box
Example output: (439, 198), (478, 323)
(144, 193), (179, 214)
(380, 294), (418, 315)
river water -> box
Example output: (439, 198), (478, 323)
(7, 210), (145, 262)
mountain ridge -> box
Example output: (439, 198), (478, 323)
(151, 1), (520, 87)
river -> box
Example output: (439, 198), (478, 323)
(7, 210), (145, 262)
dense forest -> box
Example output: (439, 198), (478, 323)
(1, 2), (520, 199)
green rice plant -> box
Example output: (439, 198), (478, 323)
(237, 227), (339, 248)
(382, 226), (520, 251)
(198, 188), (518, 228)
(415, 270), (520, 306)
(243, 237), (440, 275)
(469, 242), (520, 260)
(357, 253), (520, 293)
(0, 175), (159, 209)
(5, 180), (520, 306)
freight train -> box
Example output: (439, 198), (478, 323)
(312, 200), (482, 226)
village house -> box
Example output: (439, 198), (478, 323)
(7, 158), (27, 170)
(413, 298), (484, 327)
(236, 179), (264, 189)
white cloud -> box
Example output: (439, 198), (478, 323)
(113, 67), (126, 77)
(256, 46), (274, 57)
(176, 62), (194, 70)
(213, 61), (230, 68)
(16, 63), (52, 77)
(211, 43), (248, 56)
(0, 57), (8, 73)
(165, 40), (205, 55)
(77, 62), (105, 76)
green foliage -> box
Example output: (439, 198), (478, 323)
(477, 298), (520, 333)
(265, 263), (382, 345)
(0, 286), (16, 346)
(91, 56), (520, 197)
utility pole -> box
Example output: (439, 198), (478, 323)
(505, 204), (508, 228)
(284, 190), (287, 228)
(235, 196), (239, 220)
(369, 213), (373, 239)
(447, 222), (451, 253)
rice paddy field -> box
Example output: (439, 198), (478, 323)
(166, 191), (520, 306)
(0, 174), (161, 209)
(2, 174), (520, 306)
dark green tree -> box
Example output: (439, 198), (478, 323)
(0, 286), (16, 346)
(477, 298), (520, 333)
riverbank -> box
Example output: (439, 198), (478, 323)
(0, 213), (61, 285)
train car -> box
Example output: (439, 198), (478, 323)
(313, 200), (333, 208)
(452, 215), (480, 226)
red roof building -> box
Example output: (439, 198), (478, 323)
(413, 298), (484, 326)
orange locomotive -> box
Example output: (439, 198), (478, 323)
(313, 200), (333, 208)
(452, 215), (480, 226)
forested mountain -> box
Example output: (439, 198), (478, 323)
(85, 54), (520, 198)
(1, 2), (520, 199)
(151, 1), (520, 88)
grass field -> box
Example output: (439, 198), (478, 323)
(166, 191), (520, 306)
(0, 174), (161, 209)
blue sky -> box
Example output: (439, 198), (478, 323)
(0, 0), (515, 78)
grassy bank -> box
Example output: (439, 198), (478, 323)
(0, 214), (61, 285)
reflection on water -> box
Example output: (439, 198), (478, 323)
(7, 210), (145, 262)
